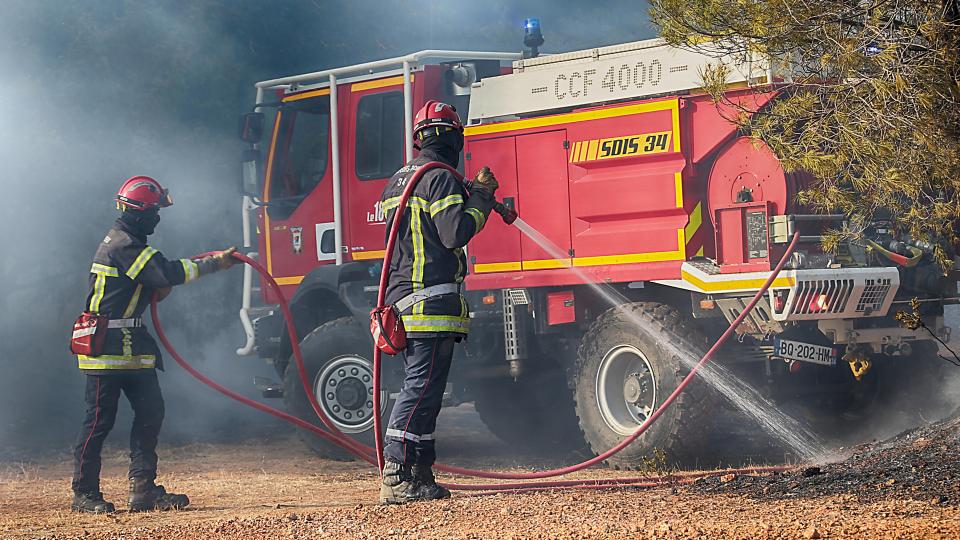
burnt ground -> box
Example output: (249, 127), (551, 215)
(3, 404), (960, 539)
(691, 409), (960, 507)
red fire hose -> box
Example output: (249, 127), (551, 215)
(151, 180), (800, 493)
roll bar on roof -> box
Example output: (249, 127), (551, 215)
(249, 49), (519, 266)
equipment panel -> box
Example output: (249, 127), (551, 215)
(469, 39), (769, 122)
(465, 97), (694, 289)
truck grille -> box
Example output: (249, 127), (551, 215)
(791, 279), (854, 316)
(771, 267), (900, 321)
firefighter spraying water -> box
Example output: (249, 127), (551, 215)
(68, 177), (238, 514)
(374, 100), (500, 504)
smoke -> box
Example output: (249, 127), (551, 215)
(0, 1), (656, 459)
(0, 0), (288, 459)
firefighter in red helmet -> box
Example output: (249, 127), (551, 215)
(69, 176), (237, 514)
(378, 101), (499, 504)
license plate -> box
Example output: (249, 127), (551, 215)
(773, 338), (836, 366)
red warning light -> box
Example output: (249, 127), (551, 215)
(808, 293), (830, 313)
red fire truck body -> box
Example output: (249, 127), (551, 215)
(238, 39), (952, 466)
(463, 91), (788, 293)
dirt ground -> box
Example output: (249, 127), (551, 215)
(3, 406), (960, 539)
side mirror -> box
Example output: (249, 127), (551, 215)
(241, 148), (261, 197)
(239, 112), (265, 143)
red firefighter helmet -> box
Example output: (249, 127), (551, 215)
(116, 176), (173, 211)
(413, 100), (463, 143)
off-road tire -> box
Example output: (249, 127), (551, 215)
(574, 302), (713, 469)
(473, 368), (588, 455)
(284, 317), (388, 460)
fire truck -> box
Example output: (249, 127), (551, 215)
(235, 32), (954, 466)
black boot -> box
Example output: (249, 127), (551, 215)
(379, 461), (417, 505)
(411, 464), (451, 500)
(71, 491), (115, 514)
(128, 478), (189, 512)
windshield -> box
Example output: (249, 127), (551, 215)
(267, 98), (330, 219)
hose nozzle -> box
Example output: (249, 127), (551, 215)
(493, 201), (518, 225)
(463, 177), (518, 225)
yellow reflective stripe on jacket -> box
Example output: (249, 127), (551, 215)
(383, 196), (431, 213)
(429, 194), (464, 216)
(89, 273), (108, 312)
(465, 207), (486, 234)
(180, 259), (199, 283)
(77, 354), (156, 370)
(126, 246), (158, 279)
(90, 263), (119, 277)
(407, 197), (430, 212)
(122, 284), (143, 318)
(411, 207), (425, 294)
(382, 196), (401, 212)
(401, 314), (470, 334)
(88, 264), (119, 312)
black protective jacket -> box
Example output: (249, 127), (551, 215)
(380, 148), (494, 336)
(76, 217), (217, 374)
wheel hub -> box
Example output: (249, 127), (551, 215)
(623, 374), (643, 404)
(315, 356), (378, 433)
(597, 345), (658, 436)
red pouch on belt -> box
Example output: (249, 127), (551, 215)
(70, 311), (109, 356)
(370, 306), (407, 355)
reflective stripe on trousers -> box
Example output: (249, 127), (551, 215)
(385, 428), (434, 442)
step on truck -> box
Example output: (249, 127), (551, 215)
(236, 33), (957, 466)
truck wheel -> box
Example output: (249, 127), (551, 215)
(283, 317), (389, 460)
(574, 302), (712, 469)
(473, 369), (587, 454)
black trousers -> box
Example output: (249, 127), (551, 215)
(71, 371), (165, 494)
(383, 337), (456, 466)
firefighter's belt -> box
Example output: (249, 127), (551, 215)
(394, 283), (461, 313)
(107, 318), (142, 329)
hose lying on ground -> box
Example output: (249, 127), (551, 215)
(151, 211), (800, 493)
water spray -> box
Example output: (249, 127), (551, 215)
(510, 218), (826, 460)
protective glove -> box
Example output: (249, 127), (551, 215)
(212, 247), (238, 270)
(472, 166), (499, 197)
